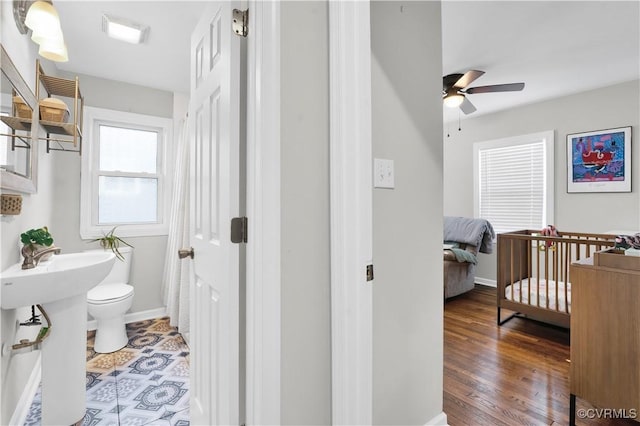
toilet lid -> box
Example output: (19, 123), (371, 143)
(88, 283), (133, 303)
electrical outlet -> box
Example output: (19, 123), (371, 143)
(374, 158), (394, 189)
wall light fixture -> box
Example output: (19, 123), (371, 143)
(13, 0), (69, 62)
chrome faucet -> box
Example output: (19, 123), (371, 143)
(21, 246), (61, 270)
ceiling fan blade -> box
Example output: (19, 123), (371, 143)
(453, 70), (485, 89)
(459, 97), (477, 115)
(465, 82), (525, 94)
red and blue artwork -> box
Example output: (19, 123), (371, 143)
(570, 130), (625, 183)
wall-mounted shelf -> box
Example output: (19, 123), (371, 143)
(0, 113), (32, 149)
(0, 115), (33, 132)
(36, 60), (84, 155)
(40, 120), (82, 138)
(0, 61), (83, 156)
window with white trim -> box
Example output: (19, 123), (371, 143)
(473, 130), (555, 236)
(81, 107), (172, 238)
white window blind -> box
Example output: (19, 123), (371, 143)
(474, 131), (554, 236)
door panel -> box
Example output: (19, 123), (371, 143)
(189, 2), (241, 425)
(209, 90), (221, 241)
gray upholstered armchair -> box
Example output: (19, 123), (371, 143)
(443, 216), (495, 299)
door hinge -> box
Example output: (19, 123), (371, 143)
(366, 264), (374, 282)
(232, 9), (248, 37)
(231, 216), (248, 243)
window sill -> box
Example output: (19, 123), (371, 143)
(80, 223), (169, 240)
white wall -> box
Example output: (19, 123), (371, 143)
(57, 71), (174, 118)
(278, 2), (445, 424)
(1, 3), (56, 422)
(371, 2), (445, 424)
(444, 79), (640, 282)
(280, 2), (332, 424)
(50, 72), (175, 312)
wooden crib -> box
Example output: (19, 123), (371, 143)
(497, 230), (616, 328)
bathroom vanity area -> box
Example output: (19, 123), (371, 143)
(1, 251), (115, 425)
(1, 37), (92, 424)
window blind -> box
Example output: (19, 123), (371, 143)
(478, 141), (546, 235)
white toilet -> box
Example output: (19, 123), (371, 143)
(86, 246), (134, 353)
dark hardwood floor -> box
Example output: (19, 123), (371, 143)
(444, 285), (638, 426)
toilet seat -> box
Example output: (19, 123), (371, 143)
(88, 283), (134, 305)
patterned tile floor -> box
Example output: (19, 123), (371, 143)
(24, 317), (190, 426)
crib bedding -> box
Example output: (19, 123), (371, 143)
(505, 279), (571, 313)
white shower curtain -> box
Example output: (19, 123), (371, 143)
(162, 116), (190, 336)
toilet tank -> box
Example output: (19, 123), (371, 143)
(85, 246), (133, 285)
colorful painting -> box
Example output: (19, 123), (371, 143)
(567, 126), (631, 193)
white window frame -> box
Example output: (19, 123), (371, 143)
(0, 109), (12, 168)
(473, 130), (555, 236)
(80, 106), (173, 239)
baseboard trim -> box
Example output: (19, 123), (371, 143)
(10, 351), (42, 426)
(87, 307), (168, 331)
(475, 277), (497, 287)
(424, 411), (448, 425)
(181, 332), (190, 346)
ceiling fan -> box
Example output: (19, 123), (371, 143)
(442, 70), (525, 114)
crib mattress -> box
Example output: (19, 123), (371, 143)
(505, 279), (571, 314)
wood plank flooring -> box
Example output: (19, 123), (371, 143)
(444, 285), (638, 426)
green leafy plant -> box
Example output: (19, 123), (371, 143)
(21, 227), (54, 249)
(90, 227), (133, 261)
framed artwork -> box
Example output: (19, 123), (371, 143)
(566, 126), (631, 193)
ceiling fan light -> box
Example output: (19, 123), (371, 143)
(443, 93), (464, 108)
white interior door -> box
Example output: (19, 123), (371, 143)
(188, 2), (241, 425)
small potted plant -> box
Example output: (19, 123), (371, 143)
(21, 226), (55, 260)
(90, 226), (133, 261)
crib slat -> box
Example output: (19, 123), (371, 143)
(545, 241), (550, 309)
(525, 242), (529, 305)
(554, 242), (559, 311)
(517, 239), (523, 304)
(527, 238), (531, 306)
(563, 241), (569, 314)
(536, 240), (541, 307)
(510, 239), (515, 303)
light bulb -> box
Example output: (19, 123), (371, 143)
(443, 94), (464, 108)
(38, 37), (69, 62)
(25, 1), (61, 33)
(31, 24), (63, 45)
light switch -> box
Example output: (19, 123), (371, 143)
(374, 158), (394, 189)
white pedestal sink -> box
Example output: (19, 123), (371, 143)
(1, 251), (115, 425)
